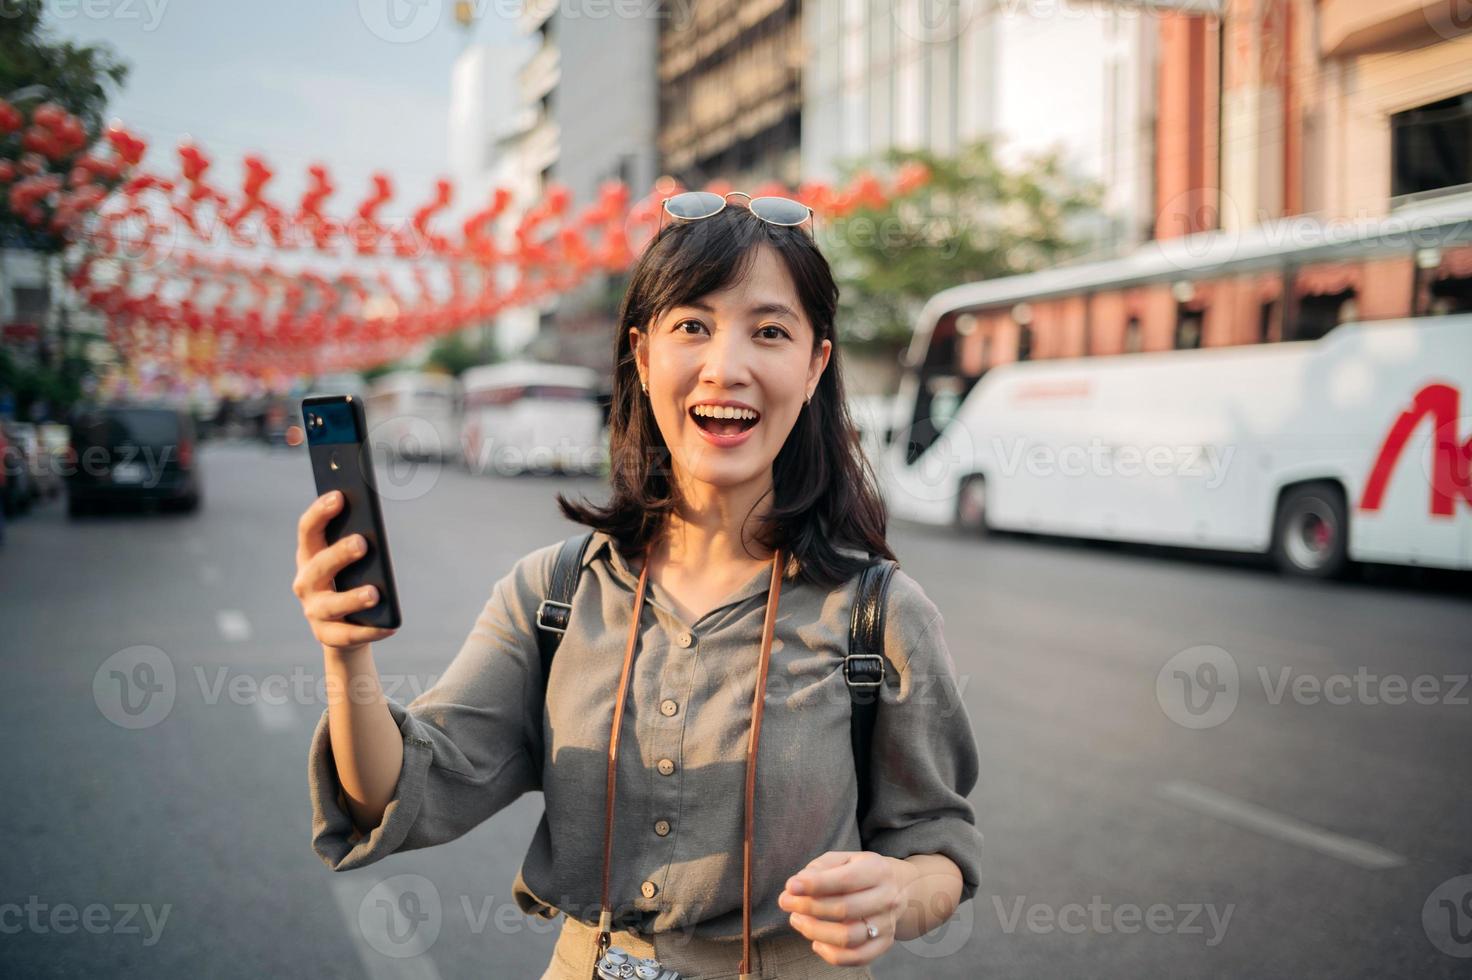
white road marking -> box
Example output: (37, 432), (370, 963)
(329, 879), (445, 980)
(1157, 780), (1407, 870)
(216, 609), (252, 642)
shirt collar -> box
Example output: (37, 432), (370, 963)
(583, 527), (870, 580)
(579, 528), (806, 611)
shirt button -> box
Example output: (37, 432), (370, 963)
(654, 819), (671, 837)
(657, 758), (676, 776)
(641, 880), (658, 899)
(660, 699), (678, 717)
(676, 630), (694, 648)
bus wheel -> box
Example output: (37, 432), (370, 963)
(955, 475), (989, 536)
(1272, 483), (1349, 579)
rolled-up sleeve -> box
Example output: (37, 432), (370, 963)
(858, 574), (983, 906)
(307, 542), (557, 871)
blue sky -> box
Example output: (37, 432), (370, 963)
(58, 0), (520, 213)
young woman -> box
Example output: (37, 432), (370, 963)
(294, 193), (982, 979)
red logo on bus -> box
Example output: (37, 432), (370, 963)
(1360, 383), (1472, 516)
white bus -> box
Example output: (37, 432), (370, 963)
(363, 370), (461, 463)
(878, 203), (1472, 577)
(458, 361), (606, 476)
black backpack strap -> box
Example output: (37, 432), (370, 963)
(847, 557), (898, 832)
(535, 530), (595, 681)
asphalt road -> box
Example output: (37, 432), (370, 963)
(1, 441), (1468, 979)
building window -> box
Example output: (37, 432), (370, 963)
(1016, 324), (1033, 362)
(1293, 289), (1355, 341)
(1123, 316), (1142, 353)
(1174, 307), (1203, 349)
(1428, 275), (1472, 314)
(1258, 300), (1278, 343)
(1391, 93), (1472, 199)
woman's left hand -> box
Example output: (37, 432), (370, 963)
(777, 850), (902, 967)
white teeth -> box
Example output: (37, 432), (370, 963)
(692, 405), (757, 421)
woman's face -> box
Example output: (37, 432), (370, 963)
(631, 243), (831, 495)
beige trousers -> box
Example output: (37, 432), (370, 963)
(539, 913), (876, 980)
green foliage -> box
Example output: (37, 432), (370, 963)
(0, 2), (130, 252)
(0, 329), (93, 421)
(824, 140), (1102, 349)
(423, 326), (499, 378)
(0, 1), (129, 135)
(359, 362), (399, 384)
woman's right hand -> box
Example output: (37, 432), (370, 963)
(293, 490), (399, 654)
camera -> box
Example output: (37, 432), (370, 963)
(594, 945), (681, 980)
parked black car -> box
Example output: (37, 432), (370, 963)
(64, 403), (203, 516)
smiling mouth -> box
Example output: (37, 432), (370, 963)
(689, 408), (760, 437)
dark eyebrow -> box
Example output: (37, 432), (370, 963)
(683, 300), (800, 321)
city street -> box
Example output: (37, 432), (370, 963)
(1, 442), (1467, 978)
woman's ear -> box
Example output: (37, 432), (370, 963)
(628, 327), (646, 379)
(807, 338), (832, 396)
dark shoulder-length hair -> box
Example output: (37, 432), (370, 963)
(555, 204), (896, 591)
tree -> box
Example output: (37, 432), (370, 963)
(0, 1), (129, 252)
(424, 325), (499, 377)
(0, 3), (128, 421)
(0, 1), (129, 135)
(824, 139), (1102, 351)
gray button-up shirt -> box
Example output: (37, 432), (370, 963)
(307, 528), (983, 942)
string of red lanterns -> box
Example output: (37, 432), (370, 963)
(0, 97), (932, 386)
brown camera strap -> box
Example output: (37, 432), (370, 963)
(593, 548), (785, 980)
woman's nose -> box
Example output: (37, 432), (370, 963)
(698, 330), (754, 386)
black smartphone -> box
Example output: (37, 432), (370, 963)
(301, 394), (402, 629)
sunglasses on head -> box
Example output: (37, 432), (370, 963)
(658, 190), (816, 239)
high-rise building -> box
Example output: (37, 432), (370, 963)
(657, 0), (805, 188)
(501, 0), (661, 369)
(802, 0), (1159, 256)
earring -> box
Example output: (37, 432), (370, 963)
(641, 378), (649, 395)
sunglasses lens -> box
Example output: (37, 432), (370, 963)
(665, 191), (726, 220)
(749, 197), (810, 226)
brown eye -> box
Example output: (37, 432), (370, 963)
(757, 325), (790, 340)
(675, 319), (706, 335)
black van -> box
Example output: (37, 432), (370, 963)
(64, 403), (203, 516)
